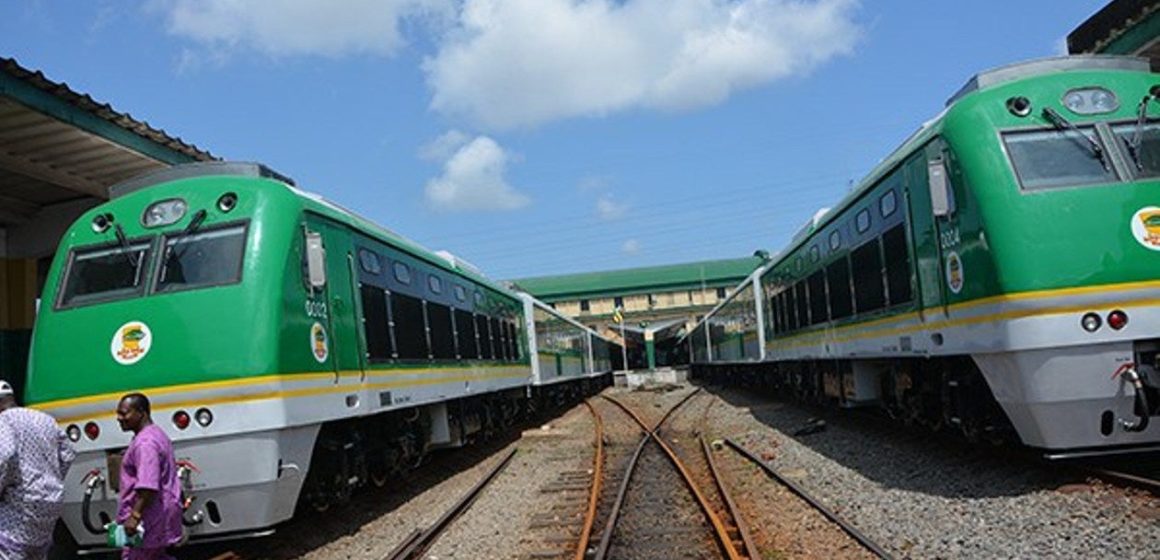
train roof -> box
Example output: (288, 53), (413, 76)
(108, 161), (519, 300)
(764, 55), (1152, 275)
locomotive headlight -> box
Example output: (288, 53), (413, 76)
(1081, 312), (1102, 332)
(66, 424), (81, 442)
(142, 198), (187, 228)
(91, 213), (114, 233)
(194, 408), (214, 427)
(83, 422), (100, 440)
(1063, 87), (1118, 115)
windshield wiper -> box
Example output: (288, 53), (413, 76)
(113, 223), (140, 269)
(1042, 107), (1108, 170)
(1126, 94), (1158, 170)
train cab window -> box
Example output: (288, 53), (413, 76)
(358, 249), (381, 275)
(59, 239), (152, 307)
(1112, 121), (1160, 179)
(855, 209), (871, 234)
(393, 262), (412, 285)
(879, 190), (897, 217)
(1004, 127), (1117, 190)
(156, 224), (247, 293)
(490, 317), (504, 360)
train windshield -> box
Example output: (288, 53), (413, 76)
(59, 240), (151, 307)
(1111, 120), (1160, 179)
(1003, 127), (1118, 190)
(156, 224), (247, 293)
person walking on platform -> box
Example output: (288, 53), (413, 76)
(115, 393), (182, 560)
(0, 379), (76, 559)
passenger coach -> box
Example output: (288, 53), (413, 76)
(688, 56), (1160, 456)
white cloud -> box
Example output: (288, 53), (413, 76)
(425, 0), (862, 129)
(155, 0), (454, 58)
(621, 239), (641, 255)
(1053, 36), (1070, 57)
(596, 194), (629, 221)
(424, 135), (531, 212)
(419, 129), (471, 161)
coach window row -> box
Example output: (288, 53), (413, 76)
(767, 184), (913, 337)
(356, 245), (521, 363)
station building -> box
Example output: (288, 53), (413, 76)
(0, 57), (214, 397)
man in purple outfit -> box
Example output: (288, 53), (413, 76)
(0, 379), (75, 559)
(115, 393), (183, 559)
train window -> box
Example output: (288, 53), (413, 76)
(358, 249), (381, 275)
(360, 285), (394, 361)
(783, 289), (797, 331)
(768, 294), (780, 335)
(428, 274), (443, 294)
(455, 309), (478, 359)
(1004, 127), (1117, 190)
(59, 239), (152, 307)
(454, 284), (467, 302)
(476, 314), (494, 359)
(1111, 121), (1160, 179)
(855, 209), (871, 234)
(794, 282), (809, 329)
(156, 224), (247, 293)
(505, 321), (518, 360)
(490, 317), (504, 361)
(807, 270), (828, 325)
(879, 190), (897, 217)
(393, 262), (412, 285)
(809, 245), (820, 263)
(829, 230), (841, 251)
(427, 302), (456, 359)
(851, 240), (886, 313)
(827, 257), (853, 320)
(474, 291), (485, 306)
(390, 292), (428, 359)
(882, 224), (913, 306)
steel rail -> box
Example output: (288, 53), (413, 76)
(724, 438), (894, 560)
(1077, 466), (1160, 495)
(701, 435), (760, 558)
(592, 434), (650, 560)
(602, 393), (746, 560)
(575, 400), (605, 560)
(384, 447), (518, 560)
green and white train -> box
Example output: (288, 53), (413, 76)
(24, 162), (618, 549)
(685, 56), (1160, 457)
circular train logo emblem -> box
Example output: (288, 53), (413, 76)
(945, 251), (964, 294)
(1131, 206), (1160, 251)
(111, 321), (152, 365)
(310, 322), (329, 363)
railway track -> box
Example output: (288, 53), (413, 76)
(583, 389), (756, 559)
(384, 447), (519, 560)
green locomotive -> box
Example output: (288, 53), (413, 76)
(25, 162), (613, 548)
(689, 56), (1160, 455)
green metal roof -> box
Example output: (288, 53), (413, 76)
(512, 256), (766, 301)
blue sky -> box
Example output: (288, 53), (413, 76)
(2, 1), (1109, 280)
